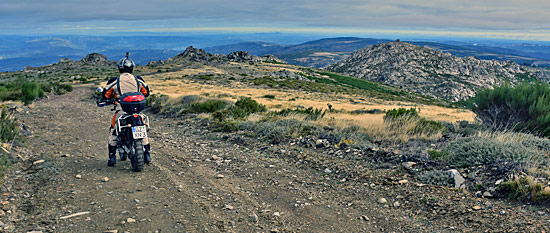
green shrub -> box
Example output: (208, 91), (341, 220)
(0, 152), (13, 181)
(146, 94), (169, 114)
(0, 107), (20, 143)
(179, 95), (201, 106)
(333, 125), (375, 150)
(230, 97), (266, 119)
(442, 136), (536, 167)
(453, 121), (487, 137)
(21, 81), (41, 105)
(235, 97), (266, 113)
(471, 82), (550, 136)
(244, 119), (322, 144)
(418, 170), (454, 187)
(263, 94), (276, 99)
(412, 119), (447, 136)
(427, 149), (447, 159)
(384, 108), (419, 121)
(41, 82), (72, 95)
(499, 176), (550, 202)
(188, 100), (227, 113)
(211, 119), (240, 132)
(350, 109), (384, 114)
(383, 108), (447, 136)
(273, 107), (326, 121)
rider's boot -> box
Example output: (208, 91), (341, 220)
(107, 145), (117, 166)
(144, 144), (151, 164)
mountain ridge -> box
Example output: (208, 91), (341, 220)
(326, 41), (535, 102)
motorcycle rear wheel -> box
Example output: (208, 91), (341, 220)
(131, 139), (145, 172)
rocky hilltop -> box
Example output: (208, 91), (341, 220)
(327, 41), (534, 101)
(148, 46), (285, 66)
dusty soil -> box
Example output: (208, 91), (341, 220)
(1, 86), (550, 232)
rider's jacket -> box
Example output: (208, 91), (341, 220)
(102, 73), (150, 101)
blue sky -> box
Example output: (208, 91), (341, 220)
(2, 0), (549, 40)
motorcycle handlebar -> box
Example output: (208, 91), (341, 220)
(96, 98), (116, 107)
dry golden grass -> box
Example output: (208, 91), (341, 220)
(315, 113), (443, 143)
(142, 70), (475, 144)
(145, 77), (474, 122)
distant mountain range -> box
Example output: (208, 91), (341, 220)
(2, 35), (550, 71)
(0, 34), (317, 71)
(205, 37), (550, 68)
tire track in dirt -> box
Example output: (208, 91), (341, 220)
(3, 85), (550, 232)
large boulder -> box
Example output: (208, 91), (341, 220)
(227, 51), (261, 62)
(82, 53), (108, 63)
(261, 55), (286, 64)
(176, 46), (212, 62)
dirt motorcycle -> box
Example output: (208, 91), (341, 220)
(96, 87), (150, 172)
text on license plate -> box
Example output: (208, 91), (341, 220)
(132, 126), (147, 139)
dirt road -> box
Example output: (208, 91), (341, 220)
(2, 86), (550, 232)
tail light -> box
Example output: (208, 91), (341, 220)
(122, 95), (145, 102)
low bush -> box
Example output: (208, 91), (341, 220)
(417, 170), (454, 187)
(0, 79), (72, 105)
(21, 81), (41, 105)
(499, 176), (550, 202)
(427, 149), (447, 159)
(452, 121), (488, 137)
(383, 108), (447, 137)
(332, 125), (375, 150)
(442, 135), (541, 167)
(244, 119), (322, 144)
(383, 108), (419, 121)
(145, 94), (169, 114)
(41, 82), (73, 95)
(234, 97), (266, 113)
(230, 97), (266, 119)
(211, 119), (240, 133)
(471, 82), (550, 136)
(412, 119), (447, 136)
(188, 99), (227, 113)
(0, 107), (20, 143)
(273, 107), (326, 121)
(350, 109), (384, 114)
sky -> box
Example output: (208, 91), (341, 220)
(1, 0), (550, 40)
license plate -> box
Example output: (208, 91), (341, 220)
(132, 126), (147, 139)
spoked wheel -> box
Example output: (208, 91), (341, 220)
(130, 139), (145, 172)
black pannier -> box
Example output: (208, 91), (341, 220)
(120, 92), (146, 113)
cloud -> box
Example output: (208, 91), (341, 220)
(1, 0), (549, 38)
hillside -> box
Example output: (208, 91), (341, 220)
(204, 37), (394, 68)
(326, 41), (538, 102)
(2, 48), (550, 232)
(205, 37), (550, 69)
(3, 35), (550, 71)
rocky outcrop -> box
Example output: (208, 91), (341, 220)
(169, 46), (276, 64)
(82, 53), (108, 64)
(175, 46), (214, 62)
(261, 55), (286, 64)
(146, 60), (165, 66)
(58, 58), (72, 63)
(227, 51), (261, 62)
(326, 41), (534, 101)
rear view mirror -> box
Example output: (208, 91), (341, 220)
(96, 87), (104, 93)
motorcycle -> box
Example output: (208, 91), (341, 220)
(96, 87), (150, 172)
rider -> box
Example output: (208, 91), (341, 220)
(102, 53), (151, 167)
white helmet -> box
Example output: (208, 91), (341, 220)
(118, 52), (135, 73)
